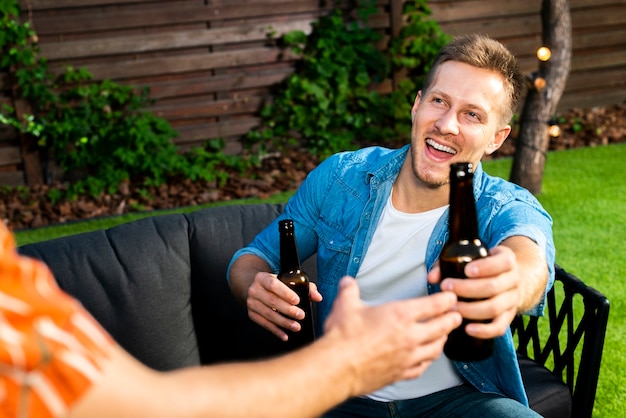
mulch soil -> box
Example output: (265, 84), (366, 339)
(2, 103), (625, 231)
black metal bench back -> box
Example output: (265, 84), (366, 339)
(511, 265), (610, 418)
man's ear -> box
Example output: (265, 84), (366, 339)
(486, 125), (512, 155)
(411, 91), (422, 120)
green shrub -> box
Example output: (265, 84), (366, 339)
(37, 68), (191, 197)
(247, 0), (450, 157)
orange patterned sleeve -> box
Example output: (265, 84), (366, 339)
(0, 223), (114, 418)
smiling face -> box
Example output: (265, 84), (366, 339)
(409, 60), (512, 188)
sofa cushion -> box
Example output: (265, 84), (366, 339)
(19, 214), (201, 371)
(518, 354), (572, 417)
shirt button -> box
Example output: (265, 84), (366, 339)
(329, 240), (334, 245)
(463, 364), (469, 370)
(353, 257), (360, 263)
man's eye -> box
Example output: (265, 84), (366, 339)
(468, 111), (480, 120)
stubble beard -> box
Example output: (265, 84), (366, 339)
(409, 144), (450, 190)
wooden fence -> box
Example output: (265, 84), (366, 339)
(1, 0), (625, 187)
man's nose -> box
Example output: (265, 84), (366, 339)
(434, 110), (460, 136)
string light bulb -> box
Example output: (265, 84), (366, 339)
(534, 77), (546, 91)
(548, 118), (561, 138)
(537, 47), (551, 62)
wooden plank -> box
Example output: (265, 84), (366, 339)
(28, 1), (203, 34)
(572, 28), (626, 50)
(0, 73), (9, 90)
(150, 95), (264, 120)
(39, 20), (314, 60)
(429, 0), (621, 22)
(0, 171), (25, 187)
(23, 0), (158, 9)
(438, 15), (542, 39)
(25, 0), (311, 10)
(558, 88), (626, 111)
(30, 1), (321, 34)
(147, 67), (294, 100)
(0, 96), (15, 109)
(430, 0), (541, 22)
(172, 117), (260, 145)
(48, 47), (299, 82)
(570, 49), (626, 72)
(571, 5), (626, 29)
(570, 0), (626, 8)
(565, 67), (626, 92)
(0, 146), (22, 165)
(9, 76), (43, 185)
(0, 120), (18, 142)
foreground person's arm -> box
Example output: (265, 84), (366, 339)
(69, 277), (462, 418)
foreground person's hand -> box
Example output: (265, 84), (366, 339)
(322, 276), (462, 396)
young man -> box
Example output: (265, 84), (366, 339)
(0, 221), (462, 418)
(228, 34), (555, 417)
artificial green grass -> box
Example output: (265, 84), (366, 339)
(13, 143), (625, 416)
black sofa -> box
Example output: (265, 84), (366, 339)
(18, 203), (609, 418)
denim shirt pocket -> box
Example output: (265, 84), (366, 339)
(316, 217), (353, 278)
(315, 217), (354, 319)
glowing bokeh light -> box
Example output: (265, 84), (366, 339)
(537, 47), (551, 61)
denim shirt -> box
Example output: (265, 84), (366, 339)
(229, 145), (555, 406)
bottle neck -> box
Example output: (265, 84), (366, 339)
(448, 165), (479, 241)
(279, 221), (302, 273)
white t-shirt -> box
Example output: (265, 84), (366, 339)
(356, 193), (464, 401)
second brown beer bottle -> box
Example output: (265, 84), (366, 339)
(441, 162), (494, 362)
(278, 219), (316, 350)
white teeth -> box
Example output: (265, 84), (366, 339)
(426, 139), (457, 155)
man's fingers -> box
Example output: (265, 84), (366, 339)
(464, 246), (514, 278)
(427, 264), (442, 284)
(246, 274), (307, 341)
(309, 282), (324, 302)
(464, 308), (517, 338)
(248, 297), (302, 330)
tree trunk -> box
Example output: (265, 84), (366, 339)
(509, 0), (572, 195)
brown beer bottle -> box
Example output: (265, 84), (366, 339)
(278, 219), (316, 349)
(441, 162), (494, 362)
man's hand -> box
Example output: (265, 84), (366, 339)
(427, 236), (548, 340)
(323, 276), (462, 396)
(246, 272), (323, 341)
